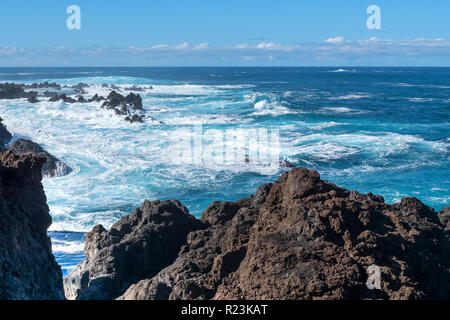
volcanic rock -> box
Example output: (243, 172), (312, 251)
(25, 82), (61, 90)
(125, 114), (144, 123)
(28, 96), (40, 103)
(8, 139), (72, 178)
(119, 168), (450, 300)
(49, 94), (76, 103)
(102, 91), (143, 111)
(120, 184), (272, 300)
(0, 151), (64, 299)
(0, 83), (37, 99)
(64, 200), (203, 300)
(88, 94), (105, 102)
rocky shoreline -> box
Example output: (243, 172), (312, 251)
(0, 82), (155, 123)
(0, 151), (64, 299)
(0, 82), (449, 300)
(62, 168), (449, 300)
(0, 118), (71, 178)
(0, 146), (449, 300)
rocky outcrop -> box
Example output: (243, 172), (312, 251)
(120, 184), (272, 300)
(71, 83), (89, 94)
(117, 168), (450, 300)
(8, 139), (72, 178)
(212, 169), (450, 299)
(64, 200), (203, 300)
(87, 94), (105, 102)
(27, 96), (40, 103)
(0, 83), (37, 100)
(101, 91), (143, 111)
(49, 94), (76, 103)
(1, 82), (153, 123)
(0, 118), (12, 151)
(0, 151), (64, 300)
(125, 114), (145, 123)
(439, 206), (450, 231)
(25, 82), (61, 90)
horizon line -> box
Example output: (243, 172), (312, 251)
(1, 65), (450, 68)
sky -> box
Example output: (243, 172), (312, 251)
(0, 0), (449, 66)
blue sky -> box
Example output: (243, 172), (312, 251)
(1, 0), (449, 66)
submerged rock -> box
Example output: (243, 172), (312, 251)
(125, 85), (144, 92)
(64, 200), (203, 300)
(0, 151), (64, 300)
(88, 94), (105, 102)
(27, 96), (40, 103)
(116, 168), (450, 300)
(8, 139), (72, 178)
(125, 114), (144, 123)
(71, 83), (89, 94)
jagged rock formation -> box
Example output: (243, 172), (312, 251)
(101, 91), (143, 111)
(24, 82), (61, 90)
(87, 94), (105, 102)
(439, 206), (450, 231)
(8, 139), (72, 178)
(213, 169), (450, 299)
(49, 94), (77, 103)
(0, 151), (64, 300)
(117, 168), (449, 300)
(64, 200), (203, 300)
(1, 82), (153, 123)
(0, 83), (37, 100)
(120, 184), (272, 300)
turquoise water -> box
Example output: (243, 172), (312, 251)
(0, 67), (448, 275)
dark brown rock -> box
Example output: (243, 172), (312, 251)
(0, 151), (64, 300)
(8, 139), (72, 178)
(64, 200), (203, 300)
(119, 168), (450, 300)
(0, 83), (37, 99)
(214, 168), (450, 300)
(439, 206), (450, 230)
(88, 94), (105, 102)
(119, 184), (272, 300)
(27, 96), (40, 103)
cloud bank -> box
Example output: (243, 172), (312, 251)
(1, 38), (449, 66)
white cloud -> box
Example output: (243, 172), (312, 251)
(192, 42), (208, 50)
(325, 36), (344, 43)
(1, 38), (450, 66)
(256, 42), (277, 49)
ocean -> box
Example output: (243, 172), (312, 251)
(0, 67), (448, 276)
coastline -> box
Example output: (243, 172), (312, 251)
(0, 71), (449, 300)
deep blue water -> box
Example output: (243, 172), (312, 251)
(0, 67), (448, 276)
